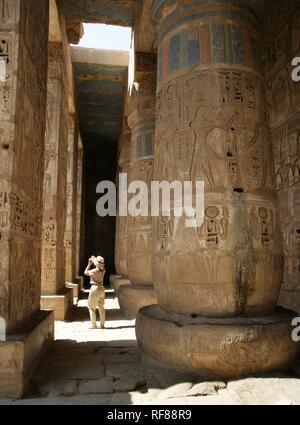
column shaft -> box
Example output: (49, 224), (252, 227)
(0, 0), (49, 333)
(152, 0), (282, 317)
(136, 0), (299, 378)
(0, 0), (54, 398)
(117, 52), (158, 318)
(64, 113), (78, 283)
(41, 42), (68, 296)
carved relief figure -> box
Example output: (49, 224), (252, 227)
(197, 206), (229, 248)
(250, 207), (275, 247)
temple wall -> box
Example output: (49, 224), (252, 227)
(0, 0), (49, 333)
(263, 0), (300, 313)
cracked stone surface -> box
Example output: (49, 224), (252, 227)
(0, 291), (299, 405)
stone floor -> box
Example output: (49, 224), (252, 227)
(1, 290), (300, 405)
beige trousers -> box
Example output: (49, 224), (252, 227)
(88, 285), (105, 328)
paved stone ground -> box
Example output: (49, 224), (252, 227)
(1, 290), (300, 405)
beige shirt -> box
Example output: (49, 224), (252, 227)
(88, 266), (105, 286)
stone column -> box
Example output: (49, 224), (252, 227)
(136, 0), (299, 378)
(0, 0), (54, 398)
(112, 117), (132, 293)
(263, 3), (300, 314)
(75, 135), (84, 291)
(40, 41), (73, 320)
(117, 52), (157, 318)
(64, 113), (80, 302)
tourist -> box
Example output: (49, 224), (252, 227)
(84, 255), (106, 329)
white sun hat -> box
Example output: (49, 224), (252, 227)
(94, 256), (105, 267)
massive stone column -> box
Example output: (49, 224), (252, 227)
(112, 117), (132, 293)
(64, 114), (78, 284)
(0, 0), (54, 398)
(75, 135), (84, 291)
(263, 2), (300, 314)
(136, 0), (299, 378)
(40, 41), (73, 320)
(117, 52), (157, 318)
(64, 113), (81, 302)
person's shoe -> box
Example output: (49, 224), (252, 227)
(89, 325), (97, 329)
(100, 324), (105, 329)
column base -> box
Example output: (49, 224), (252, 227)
(111, 277), (131, 294)
(0, 311), (54, 399)
(65, 281), (80, 305)
(109, 274), (123, 285)
(41, 288), (73, 321)
(75, 276), (84, 292)
(118, 284), (157, 319)
(136, 305), (300, 379)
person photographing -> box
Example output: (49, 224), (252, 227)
(84, 255), (106, 329)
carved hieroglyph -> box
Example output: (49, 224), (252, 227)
(151, 0), (283, 317)
(263, 1), (300, 313)
(0, 0), (49, 333)
(126, 54), (156, 286)
(41, 42), (69, 296)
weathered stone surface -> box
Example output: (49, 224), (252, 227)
(65, 282), (80, 304)
(185, 381), (227, 397)
(41, 288), (73, 321)
(105, 362), (143, 379)
(111, 278), (131, 294)
(227, 376), (300, 405)
(114, 370), (146, 392)
(109, 275), (123, 285)
(0, 311), (54, 399)
(156, 382), (193, 400)
(48, 380), (78, 398)
(136, 305), (299, 379)
(118, 284), (156, 318)
(79, 377), (114, 395)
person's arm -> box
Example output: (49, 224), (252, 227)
(84, 258), (93, 276)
